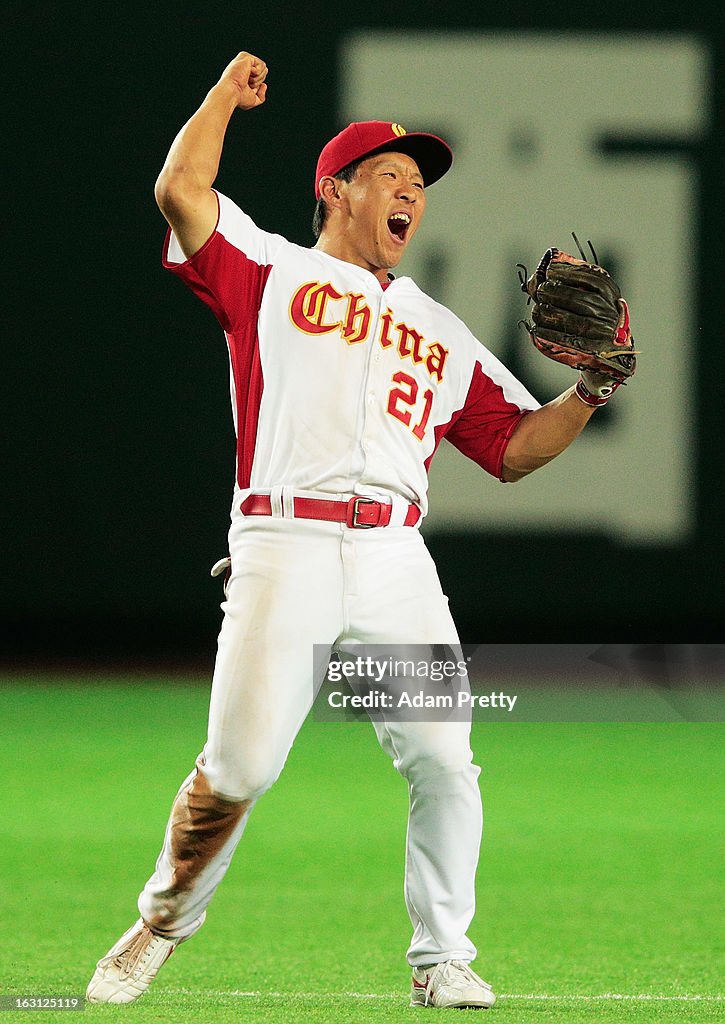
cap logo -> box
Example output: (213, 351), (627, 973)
(391, 123), (407, 137)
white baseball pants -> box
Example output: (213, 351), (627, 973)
(138, 513), (482, 966)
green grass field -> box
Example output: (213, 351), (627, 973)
(1, 678), (723, 1023)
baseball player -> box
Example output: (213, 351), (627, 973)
(86, 51), (634, 1009)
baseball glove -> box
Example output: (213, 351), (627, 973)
(517, 239), (637, 384)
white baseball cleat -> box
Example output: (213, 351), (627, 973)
(410, 960), (496, 1009)
(86, 918), (185, 1004)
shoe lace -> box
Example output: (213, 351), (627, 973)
(113, 927), (158, 979)
(422, 962), (444, 1006)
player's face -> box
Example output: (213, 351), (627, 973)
(339, 152), (427, 275)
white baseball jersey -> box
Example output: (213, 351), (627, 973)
(163, 190), (540, 519)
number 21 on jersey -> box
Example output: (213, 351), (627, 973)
(387, 371), (434, 441)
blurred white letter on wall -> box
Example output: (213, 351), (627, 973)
(341, 33), (708, 542)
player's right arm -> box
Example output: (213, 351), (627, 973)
(154, 52), (268, 259)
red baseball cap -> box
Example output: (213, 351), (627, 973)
(314, 120), (453, 198)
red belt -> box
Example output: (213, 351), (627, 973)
(240, 494), (421, 529)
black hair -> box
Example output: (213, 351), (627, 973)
(312, 157), (363, 240)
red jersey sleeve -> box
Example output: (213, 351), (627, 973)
(445, 359), (539, 480)
(161, 190), (286, 333)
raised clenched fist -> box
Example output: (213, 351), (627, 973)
(218, 51), (268, 110)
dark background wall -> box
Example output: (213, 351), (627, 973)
(4, 2), (724, 666)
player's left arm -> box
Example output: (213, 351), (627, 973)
(501, 387), (595, 482)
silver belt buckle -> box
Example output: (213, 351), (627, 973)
(349, 496), (380, 528)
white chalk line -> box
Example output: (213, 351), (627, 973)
(168, 988), (724, 1002)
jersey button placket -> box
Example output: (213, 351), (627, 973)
(354, 290), (386, 479)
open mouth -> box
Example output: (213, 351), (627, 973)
(387, 212), (411, 243)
